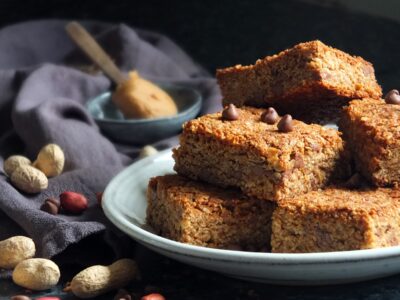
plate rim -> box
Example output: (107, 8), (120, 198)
(103, 148), (400, 265)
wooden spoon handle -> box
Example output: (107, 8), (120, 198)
(66, 21), (127, 85)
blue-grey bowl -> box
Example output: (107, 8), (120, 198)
(86, 84), (202, 145)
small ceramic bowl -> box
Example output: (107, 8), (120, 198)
(86, 84), (202, 144)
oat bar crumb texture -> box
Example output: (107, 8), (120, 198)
(173, 106), (350, 201)
(340, 98), (400, 186)
(217, 40), (382, 123)
(147, 175), (276, 250)
(272, 188), (400, 253)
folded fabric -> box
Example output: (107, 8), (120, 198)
(0, 20), (221, 267)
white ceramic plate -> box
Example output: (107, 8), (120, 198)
(103, 149), (400, 285)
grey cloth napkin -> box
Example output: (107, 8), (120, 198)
(0, 20), (221, 266)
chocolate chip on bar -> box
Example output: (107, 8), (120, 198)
(385, 89), (400, 105)
(277, 114), (293, 132)
(222, 104), (239, 121)
(261, 107), (279, 124)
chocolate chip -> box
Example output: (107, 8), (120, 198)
(261, 107), (279, 124)
(40, 201), (59, 215)
(114, 289), (132, 300)
(11, 296), (32, 300)
(385, 89), (400, 105)
(45, 197), (60, 209)
(222, 104), (239, 120)
(277, 114), (294, 132)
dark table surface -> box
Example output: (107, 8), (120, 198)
(3, 244), (400, 300)
(2, 0), (400, 299)
(4, 244), (400, 300)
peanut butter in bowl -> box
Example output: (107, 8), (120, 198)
(112, 71), (178, 119)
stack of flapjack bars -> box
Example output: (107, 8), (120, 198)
(146, 40), (400, 253)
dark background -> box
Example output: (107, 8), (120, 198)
(2, 1), (400, 299)
(1, 0), (400, 92)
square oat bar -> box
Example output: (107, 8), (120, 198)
(217, 40), (382, 123)
(173, 106), (350, 201)
(340, 98), (400, 186)
(272, 188), (400, 253)
(147, 175), (275, 251)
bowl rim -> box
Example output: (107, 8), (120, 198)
(86, 84), (203, 125)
